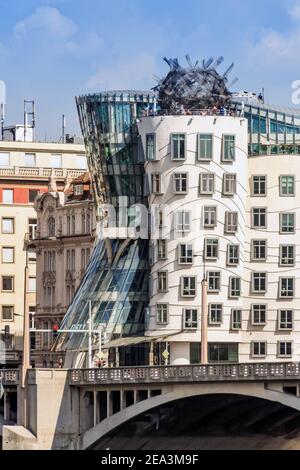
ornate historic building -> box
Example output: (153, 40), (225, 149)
(33, 173), (96, 367)
(0, 139), (86, 367)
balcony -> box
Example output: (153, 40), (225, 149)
(139, 107), (242, 118)
(0, 166), (86, 180)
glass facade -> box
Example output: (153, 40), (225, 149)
(56, 91), (156, 355)
(231, 99), (300, 156)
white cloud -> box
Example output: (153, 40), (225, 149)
(243, 1), (300, 69)
(66, 32), (104, 56)
(14, 6), (77, 40)
(289, 3), (300, 20)
(86, 54), (157, 90)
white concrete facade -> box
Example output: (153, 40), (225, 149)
(138, 114), (300, 364)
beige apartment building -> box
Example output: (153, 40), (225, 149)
(0, 139), (87, 367)
(33, 173), (96, 368)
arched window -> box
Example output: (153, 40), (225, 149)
(81, 213), (86, 234)
(67, 215), (70, 235)
(47, 217), (55, 237)
(86, 213), (91, 233)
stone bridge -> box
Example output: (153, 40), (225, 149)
(3, 363), (300, 449)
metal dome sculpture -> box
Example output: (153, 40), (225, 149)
(153, 55), (237, 112)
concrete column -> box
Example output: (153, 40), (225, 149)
(93, 390), (97, 427)
(133, 388), (137, 405)
(149, 342), (154, 366)
(107, 390), (112, 417)
(120, 389), (124, 411)
(201, 279), (208, 364)
(4, 391), (10, 422)
(115, 348), (120, 367)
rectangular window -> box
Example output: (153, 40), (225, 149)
(2, 276), (14, 292)
(28, 218), (37, 240)
(1, 305), (14, 321)
(252, 341), (266, 357)
(158, 240), (167, 260)
(251, 304), (267, 325)
(279, 277), (294, 298)
(184, 309), (198, 329)
(203, 206), (217, 228)
(51, 154), (62, 168)
(204, 238), (218, 260)
(278, 341), (292, 358)
(0, 152), (10, 167)
(231, 309), (242, 330)
(2, 247), (14, 263)
(181, 276), (196, 297)
(252, 176), (267, 196)
(278, 310), (293, 330)
(209, 343), (238, 363)
(66, 250), (70, 270)
(2, 189), (13, 203)
(175, 211), (191, 233)
(252, 272), (267, 293)
(251, 240), (267, 261)
(29, 189), (39, 203)
(178, 244), (193, 264)
(24, 153), (36, 167)
(199, 173), (214, 195)
(227, 244), (239, 265)
(280, 213), (295, 233)
(151, 173), (161, 194)
(252, 208), (267, 228)
(223, 173), (237, 195)
(225, 211), (238, 233)
(280, 245), (295, 266)
(158, 271), (168, 292)
(76, 155), (87, 169)
(209, 304), (223, 325)
(222, 135), (235, 161)
(74, 185), (83, 196)
(28, 248), (36, 263)
(171, 133), (186, 160)
(207, 271), (221, 293)
(198, 134), (212, 161)
(28, 277), (36, 293)
(157, 303), (168, 324)
(280, 175), (295, 196)
(229, 277), (241, 298)
(2, 218), (14, 234)
(173, 173), (188, 193)
(146, 134), (156, 161)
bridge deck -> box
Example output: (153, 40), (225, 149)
(69, 362), (300, 386)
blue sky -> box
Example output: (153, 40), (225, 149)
(1, 0), (300, 139)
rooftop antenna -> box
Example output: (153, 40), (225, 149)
(24, 100), (35, 142)
(0, 103), (4, 141)
(62, 114), (66, 143)
(0, 81), (6, 141)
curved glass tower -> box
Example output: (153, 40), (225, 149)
(56, 91), (156, 366)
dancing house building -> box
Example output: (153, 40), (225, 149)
(56, 57), (300, 367)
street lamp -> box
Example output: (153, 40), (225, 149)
(195, 245), (208, 365)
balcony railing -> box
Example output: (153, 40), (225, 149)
(69, 362), (300, 386)
(0, 369), (19, 386)
(139, 107), (242, 118)
(0, 167), (86, 179)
